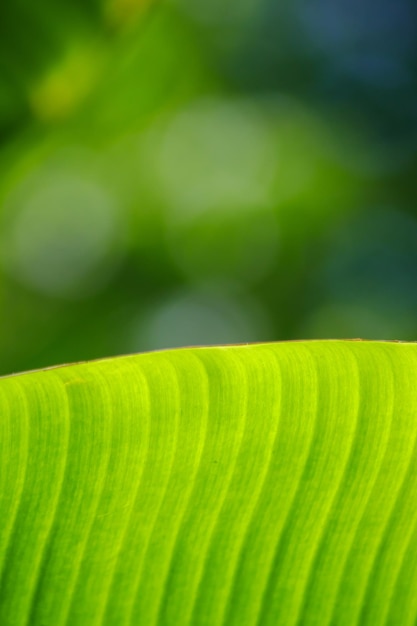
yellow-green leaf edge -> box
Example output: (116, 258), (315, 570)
(1, 340), (417, 626)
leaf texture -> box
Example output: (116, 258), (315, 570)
(1, 340), (417, 625)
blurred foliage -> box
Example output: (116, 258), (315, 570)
(0, 0), (416, 375)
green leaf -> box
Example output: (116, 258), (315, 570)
(1, 340), (417, 625)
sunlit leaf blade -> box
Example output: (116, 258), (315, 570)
(1, 340), (417, 625)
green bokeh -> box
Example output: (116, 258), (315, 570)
(0, 0), (416, 375)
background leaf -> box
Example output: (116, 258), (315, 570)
(1, 0), (417, 376)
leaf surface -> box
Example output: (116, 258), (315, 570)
(1, 340), (417, 625)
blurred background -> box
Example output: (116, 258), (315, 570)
(0, 0), (416, 375)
